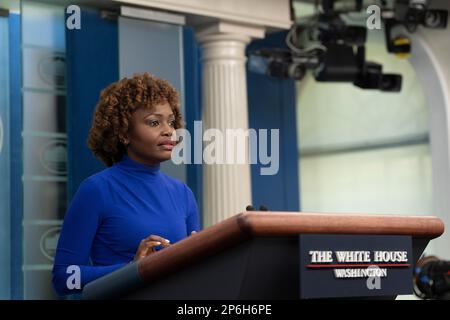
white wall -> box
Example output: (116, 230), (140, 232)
(298, 28), (433, 220)
(411, 2), (450, 258)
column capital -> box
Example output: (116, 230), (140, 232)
(195, 21), (265, 45)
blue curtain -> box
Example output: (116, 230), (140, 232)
(65, 9), (118, 200)
(183, 26), (203, 225)
(8, 12), (22, 300)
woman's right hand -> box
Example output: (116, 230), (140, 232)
(134, 234), (171, 261)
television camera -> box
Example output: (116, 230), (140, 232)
(414, 255), (450, 300)
(248, 0), (448, 92)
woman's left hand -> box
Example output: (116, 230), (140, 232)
(134, 234), (171, 261)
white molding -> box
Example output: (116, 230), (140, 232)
(22, 175), (67, 182)
(112, 0), (292, 30)
(22, 265), (53, 271)
(22, 219), (63, 226)
(120, 5), (185, 25)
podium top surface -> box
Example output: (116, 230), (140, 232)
(137, 211), (444, 281)
(232, 211), (444, 237)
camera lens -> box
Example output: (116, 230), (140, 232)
(424, 10), (448, 28)
(288, 64), (306, 80)
(380, 74), (402, 92)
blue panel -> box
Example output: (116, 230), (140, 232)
(247, 31), (300, 211)
(0, 15), (11, 300)
(9, 13), (23, 300)
(65, 9), (118, 200)
(183, 26), (203, 226)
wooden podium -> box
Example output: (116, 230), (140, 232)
(82, 212), (444, 299)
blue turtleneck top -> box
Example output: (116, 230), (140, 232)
(52, 156), (200, 296)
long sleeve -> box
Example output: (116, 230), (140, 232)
(52, 156), (202, 297)
(52, 178), (126, 296)
(185, 184), (200, 234)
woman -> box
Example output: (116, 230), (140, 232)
(52, 73), (200, 296)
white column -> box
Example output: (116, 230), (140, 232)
(197, 24), (263, 227)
